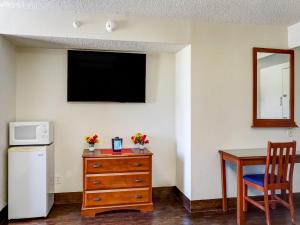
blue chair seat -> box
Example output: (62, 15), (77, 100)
(243, 174), (280, 187)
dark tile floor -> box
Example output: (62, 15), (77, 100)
(8, 193), (299, 225)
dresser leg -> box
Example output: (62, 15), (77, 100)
(140, 204), (154, 213)
(81, 210), (96, 217)
(81, 203), (154, 217)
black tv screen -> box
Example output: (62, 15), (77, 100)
(67, 50), (146, 102)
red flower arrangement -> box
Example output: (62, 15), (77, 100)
(85, 134), (99, 144)
(131, 133), (150, 145)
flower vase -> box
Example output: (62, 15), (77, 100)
(139, 144), (145, 150)
(88, 143), (95, 152)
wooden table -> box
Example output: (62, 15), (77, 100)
(219, 148), (300, 225)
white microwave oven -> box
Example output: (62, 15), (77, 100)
(9, 122), (54, 146)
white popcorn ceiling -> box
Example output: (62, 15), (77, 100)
(5, 35), (187, 53)
(1, 0), (300, 25)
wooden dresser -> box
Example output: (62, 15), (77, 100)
(81, 148), (153, 216)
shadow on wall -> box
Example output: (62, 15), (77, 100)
(151, 135), (176, 187)
(227, 163), (265, 196)
(146, 54), (161, 103)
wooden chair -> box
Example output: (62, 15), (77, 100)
(242, 141), (297, 225)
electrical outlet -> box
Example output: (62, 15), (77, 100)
(287, 128), (294, 137)
(55, 176), (62, 185)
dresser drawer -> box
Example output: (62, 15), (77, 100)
(85, 157), (150, 173)
(85, 188), (150, 207)
(85, 172), (150, 190)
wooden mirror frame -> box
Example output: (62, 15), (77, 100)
(252, 47), (297, 128)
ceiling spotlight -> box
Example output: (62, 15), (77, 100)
(73, 21), (81, 28)
(105, 20), (116, 32)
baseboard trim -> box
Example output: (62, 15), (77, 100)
(54, 187), (300, 213)
(173, 186), (192, 212)
(54, 192), (82, 205)
(192, 193), (300, 213)
(173, 187), (300, 213)
(0, 205), (8, 225)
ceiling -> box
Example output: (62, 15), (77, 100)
(1, 0), (300, 25)
(5, 35), (186, 53)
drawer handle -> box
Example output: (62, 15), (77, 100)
(93, 197), (102, 202)
(133, 162), (143, 167)
(134, 179), (144, 183)
(93, 180), (101, 185)
(93, 163), (102, 168)
(135, 195), (143, 199)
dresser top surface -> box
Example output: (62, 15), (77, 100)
(82, 148), (153, 158)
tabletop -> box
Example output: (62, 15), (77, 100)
(82, 148), (153, 158)
(220, 148), (300, 159)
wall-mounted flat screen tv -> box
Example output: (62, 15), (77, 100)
(67, 50), (146, 102)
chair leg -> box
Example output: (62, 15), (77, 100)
(264, 191), (271, 225)
(288, 189), (296, 225)
(243, 180), (248, 212)
(281, 189), (287, 201)
(271, 190), (276, 209)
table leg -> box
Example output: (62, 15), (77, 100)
(237, 160), (245, 225)
(220, 152), (228, 212)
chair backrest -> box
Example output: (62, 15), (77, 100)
(265, 141), (296, 189)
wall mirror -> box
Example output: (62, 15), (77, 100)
(253, 47), (297, 127)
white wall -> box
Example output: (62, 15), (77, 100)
(3, 8), (299, 201)
(175, 46), (192, 199)
(0, 36), (16, 210)
(288, 22), (300, 48)
(15, 48), (176, 192)
(0, 8), (190, 45)
(190, 24), (300, 200)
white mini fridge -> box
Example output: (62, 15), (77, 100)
(8, 144), (54, 220)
